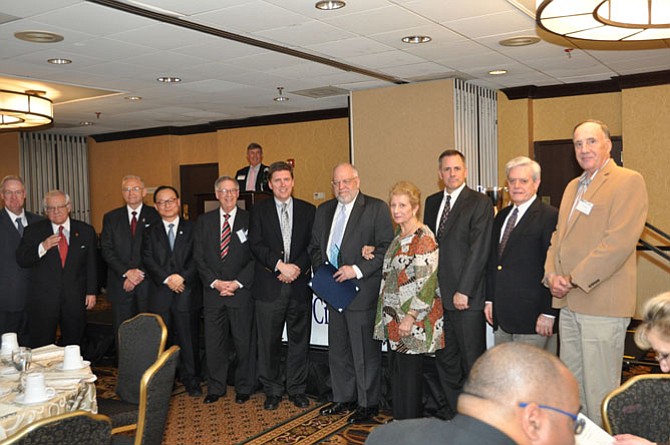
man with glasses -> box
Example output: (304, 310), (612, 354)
(142, 186), (202, 397)
(17, 190), (97, 348)
(0, 175), (43, 342)
(101, 175), (160, 343)
(310, 162), (393, 423)
(366, 343), (581, 445)
(194, 176), (256, 405)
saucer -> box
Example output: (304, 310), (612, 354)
(15, 391), (56, 405)
(55, 360), (90, 371)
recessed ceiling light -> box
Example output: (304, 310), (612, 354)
(273, 87), (289, 102)
(315, 0), (345, 10)
(488, 69), (508, 76)
(47, 58), (72, 65)
(14, 31), (64, 43)
(401, 35), (432, 44)
(79, 121), (93, 126)
(157, 76), (181, 83)
(499, 36), (540, 47)
(124, 96), (142, 101)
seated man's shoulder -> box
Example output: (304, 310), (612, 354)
(365, 418), (448, 445)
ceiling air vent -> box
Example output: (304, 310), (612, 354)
(290, 86), (350, 99)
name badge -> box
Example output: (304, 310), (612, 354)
(236, 174), (246, 181)
(236, 229), (247, 243)
(576, 199), (593, 215)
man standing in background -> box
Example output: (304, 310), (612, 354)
(310, 163), (393, 423)
(424, 149), (493, 420)
(101, 175), (160, 341)
(544, 119), (648, 425)
(0, 175), (43, 342)
(236, 142), (268, 192)
(17, 190), (97, 347)
(485, 157), (558, 353)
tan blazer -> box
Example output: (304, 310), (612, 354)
(544, 160), (648, 317)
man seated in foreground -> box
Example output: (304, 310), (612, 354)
(365, 342), (581, 445)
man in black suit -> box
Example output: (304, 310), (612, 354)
(194, 176), (256, 405)
(235, 142), (269, 192)
(249, 161), (315, 411)
(485, 157), (559, 353)
(310, 163), (393, 423)
(16, 190), (97, 348)
(0, 175), (43, 342)
(142, 186), (202, 397)
(424, 149), (493, 419)
(101, 175), (160, 341)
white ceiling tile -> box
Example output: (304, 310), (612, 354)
(254, 20), (356, 47)
(402, 0), (518, 22)
(29, 3), (154, 36)
(443, 10), (536, 39)
(321, 5), (431, 35)
(346, 50), (427, 69)
(107, 23), (207, 51)
(380, 62), (456, 79)
(191, 1), (311, 33)
(305, 37), (395, 59)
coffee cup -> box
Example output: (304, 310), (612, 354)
(23, 373), (55, 403)
(62, 345), (84, 370)
(1, 333), (19, 357)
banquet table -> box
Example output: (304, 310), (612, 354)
(0, 344), (97, 440)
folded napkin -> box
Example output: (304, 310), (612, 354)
(0, 403), (19, 417)
(31, 344), (64, 362)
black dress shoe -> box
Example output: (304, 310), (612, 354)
(203, 394), (223, 404)
(235, 393), (250, 404)
(320, 401), (357, 416)
(348, 405), (379, 424)
(264, 395), (282, 410)
(187, 385), (203, 397)
(288, 393), (309, 408)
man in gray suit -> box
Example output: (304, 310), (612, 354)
(0, 175), (43, 342)
(310, 163), (393, 423)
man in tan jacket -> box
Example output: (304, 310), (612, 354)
(544, 119), (648, 425)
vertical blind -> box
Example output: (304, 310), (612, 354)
(453, 79), (498, 190)
(19, 132), (91, 223)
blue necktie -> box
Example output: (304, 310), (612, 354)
(329, 205), (346, 267)
(168, 223), (175, 251)
(15, 218), (24, 237)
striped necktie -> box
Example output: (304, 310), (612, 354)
(220, 214), (231, 259)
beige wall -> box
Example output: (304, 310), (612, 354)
(351, 79), (455, 208)
(88, 117), (349, 231)
(0, 132), (20, 188)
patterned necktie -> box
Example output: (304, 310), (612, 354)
(246, 167), (256, 191)
(280, 203), (291, 262)
(498, 207), (518, 257)
(130, 211), (137, 237)
(436, 194), (451, 240)
(329, 205), (346, 267)
(168, 223), (175, 251)
(58, 225), (68, 267)
(568, 173), (592, 222)
(15, 218), (24, 237)
(220, 214), (231, 259)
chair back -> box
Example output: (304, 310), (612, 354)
(134, 345), (180, 445)
(602, 373), (670, 443)
(116, 313), (167, 404)
(3, 411), (111, 445)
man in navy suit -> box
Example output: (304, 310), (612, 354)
(16, 190), (97, 348)
(485, 157), (559, 353)
(235, 142), (269, 192)
(101, 175), (160, 341)
(424, 149), (493, 419)
(194, 176), (256, 405)
(310, 163), (393, 423)
(0, 175), (43, 342)
(142, 186), (202, 397)
(250, 161), (315, 411)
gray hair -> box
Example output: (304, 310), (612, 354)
(214, 175), (239, 190)
(121, 175), (145, 188)
(505, 156), (541, 181)
(43, 190), (71, 207)
(1, 175), (25, 190)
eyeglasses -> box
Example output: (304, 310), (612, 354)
(155, 198), (178, 207)
(45, 204), (68, 213)
(2, 190), (24, 197)
(518, 402), (585, 435)
(217, 188), (239, 195)
(122, 186), (143, 193)
(331, 177), (358, 187)
(656, 351), (670, 363)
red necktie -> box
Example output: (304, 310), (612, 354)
(220, 214), (231, 259)
(58, 225), (68, 267)
(130, 211), (137, 236)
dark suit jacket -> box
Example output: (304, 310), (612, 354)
(142, 219), (200, 313)
(424, 186), (493, 310)
(309, 193), (393, 311)
(236, 163), (269, 192)
(250, 197), (315, 302)
(485, 198), (559, 334)
(194, 207), (254, 308)
(0, 209), (43, 312)
(101, 205), (160, 302)
(16, 218), (98, 310)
